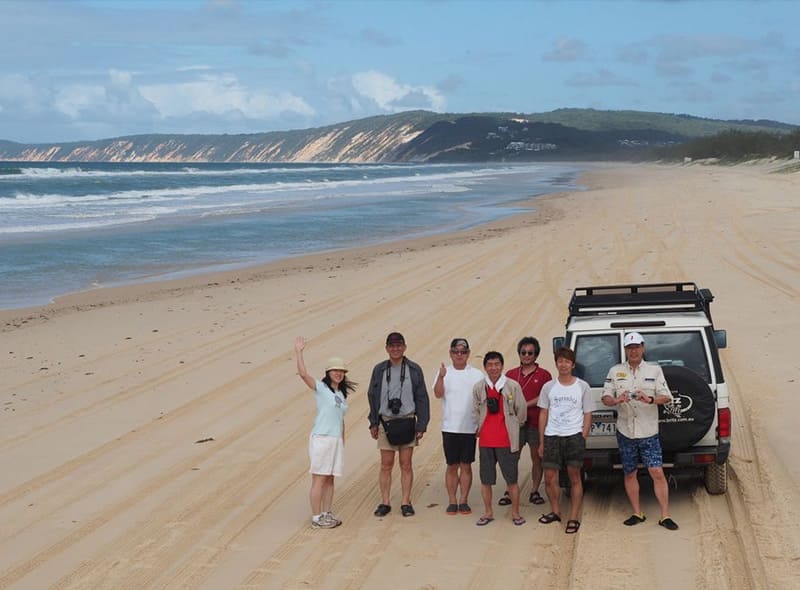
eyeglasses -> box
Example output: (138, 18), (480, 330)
(519, 350), (537, 356)
(450, 349), (469, 355)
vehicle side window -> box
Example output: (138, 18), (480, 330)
(642, 331), (711, 382)
(574, 334), (621, 387)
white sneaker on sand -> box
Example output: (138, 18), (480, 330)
(311, 516), (337, 529)
(323, 512), (342, 527)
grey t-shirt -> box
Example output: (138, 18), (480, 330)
(379, 361), (416, 418)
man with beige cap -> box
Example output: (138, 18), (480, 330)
(601, 332), (678, 531)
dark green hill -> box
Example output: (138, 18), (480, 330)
(0, 109), (795, 163)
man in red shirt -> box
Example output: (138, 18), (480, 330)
(503, 337), (552, 507)
(472, 351), (528, 526)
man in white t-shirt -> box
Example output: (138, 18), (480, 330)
(432, 338), (484, 516)
(537, 346), (593, 534)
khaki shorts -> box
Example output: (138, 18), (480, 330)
(377, 422), (419, 451)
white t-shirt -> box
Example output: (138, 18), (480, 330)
(538, 378), (593, 437)
(432, 364), (484, 433)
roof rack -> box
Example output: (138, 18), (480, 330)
(568, 282), (715, 318)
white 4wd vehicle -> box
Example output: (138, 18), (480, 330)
(553, 282), (731, 494)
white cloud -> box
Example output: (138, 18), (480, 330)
(139, 73), (314, 119)
(543, 37), (588, 62)
(0, 74), (50, 113)
(350, 70), (445, 112)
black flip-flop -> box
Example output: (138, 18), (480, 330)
(530, 491), (545, 505)
(538, 512), (562, 524)
(498, 491), (511, 506)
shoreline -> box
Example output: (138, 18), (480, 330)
(0, 160), (585, 315)
(0, 182), (575, 329)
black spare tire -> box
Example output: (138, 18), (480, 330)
(658, 365), (716, 452)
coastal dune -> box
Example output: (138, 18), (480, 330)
(1, 162), (798, 589)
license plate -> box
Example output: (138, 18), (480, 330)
(590, 421), (616, 436)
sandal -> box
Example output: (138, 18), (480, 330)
(475, 516), (494, 526)
(512, 516), (527, 526)
(445, 503), (458, 515)
(529, 491), (545, 505)
(400, 504), (415, 517)
(565, 519), (581, 534)
(623, 513), (646, 526)
(498, 491), (511, 506)
(373, 504), (391, 517)
(458, 503), (472, 515)
(538, 512), (562, 524)
(658, 517), (679, 531)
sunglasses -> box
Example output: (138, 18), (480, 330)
(450, 349), (469, 355)
(519, 350), (537, 356)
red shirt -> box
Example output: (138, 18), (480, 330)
(478, 385), (511, 448)
(506, 365), (552, 427)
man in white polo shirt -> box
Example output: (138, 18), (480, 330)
(601, 332), (678, 531)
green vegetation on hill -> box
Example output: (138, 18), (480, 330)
(525, 108), (796, 137)
(658, 129), (800, 162)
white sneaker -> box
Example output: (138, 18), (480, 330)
(311, 516), (337, 529)
(324, 512), (342, 527)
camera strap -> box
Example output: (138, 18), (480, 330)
(385, 358), (407, 399)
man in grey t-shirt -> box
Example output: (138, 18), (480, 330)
(367, 332), (430, 518)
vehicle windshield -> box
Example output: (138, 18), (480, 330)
(574, 331), (711, 387)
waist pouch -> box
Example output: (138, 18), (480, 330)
(381, 416), (417, 446)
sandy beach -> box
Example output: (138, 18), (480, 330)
(1, 161), (798, 589)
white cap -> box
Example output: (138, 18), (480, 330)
(623, 332), (645, 347)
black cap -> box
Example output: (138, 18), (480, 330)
(386, 332), (405, 345)
(450, 338), (470, 350)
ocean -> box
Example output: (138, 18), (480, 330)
(0, 161), (582, 309)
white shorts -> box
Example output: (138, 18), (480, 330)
(309, 434), (344, 476)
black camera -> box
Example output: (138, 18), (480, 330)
(388, 397), (403, 415)
(486, 397), (500, 414)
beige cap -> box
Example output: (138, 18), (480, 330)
(325, 357), (348, 372)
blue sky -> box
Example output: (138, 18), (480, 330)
(2, 0), (798, 143)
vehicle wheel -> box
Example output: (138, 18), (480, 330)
(704, 462), (727, 494)
(659, 366), (716, 452)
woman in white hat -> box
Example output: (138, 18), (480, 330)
(295, 336), (356, 529)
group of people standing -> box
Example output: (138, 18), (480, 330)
(295, 330), (679, 533)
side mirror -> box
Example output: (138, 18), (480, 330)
(552, 336), (565, 353)
(714, 329), (727, 349)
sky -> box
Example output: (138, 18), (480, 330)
(1, 0), (798, 143)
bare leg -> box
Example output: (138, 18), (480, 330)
(379, 450), (395, 505)
(623, 471), (641, 514)
(649, 467), (670, 518)
(544, 468), (561, 516)
(445, 464), (459, 504)
(566, 465), (583, 521)
(398, 446), (414, 505)
(458, 463), (473, 503)
(508, 482), (522, 519)
(310, 474), (326, 515)
(320, 475), (334, 513)
(530, 445), (543, 496)
(480, 484), (494, 518)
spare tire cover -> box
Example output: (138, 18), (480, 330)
(658, 365), (716, 452)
